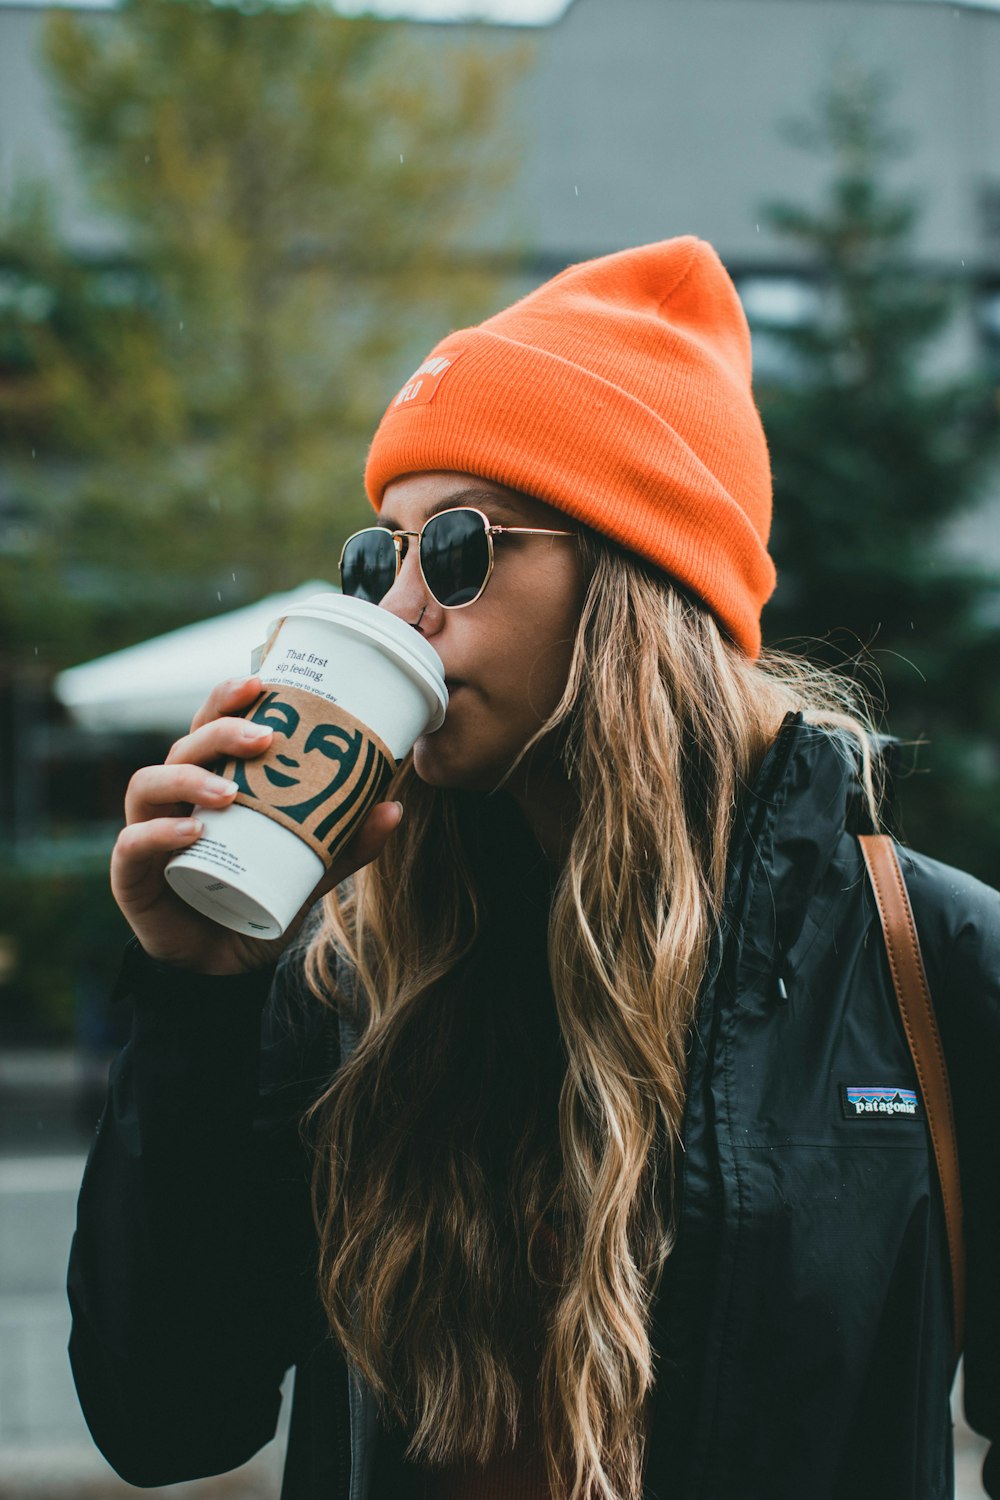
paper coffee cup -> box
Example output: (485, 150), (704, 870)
(165, 594), (447, 938)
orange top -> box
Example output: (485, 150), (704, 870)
(419, 1427), (551, 1500)
(420, 1218), (559, 1500)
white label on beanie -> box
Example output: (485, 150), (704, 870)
(389, 350), (464, 411)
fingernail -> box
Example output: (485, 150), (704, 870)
(390, 801), (404, 824)
(206, 775), (239, 795)
(242, 722), (272, 739)
(177, 818), (203, 835)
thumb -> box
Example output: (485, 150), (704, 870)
(320, 800), (404, 894)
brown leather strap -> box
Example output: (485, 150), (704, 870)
(858, 834), (965, 1364)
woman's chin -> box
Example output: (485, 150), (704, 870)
(411, 732), (511, 793)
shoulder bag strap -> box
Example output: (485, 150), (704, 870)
(858, 833), (965, 1364)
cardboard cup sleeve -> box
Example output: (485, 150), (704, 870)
(221, 684), (398, 870)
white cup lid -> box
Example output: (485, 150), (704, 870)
(268, 593), (448, 731)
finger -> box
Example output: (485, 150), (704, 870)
(319, 801), (404, 895)
(111, 815), (205, 894)
(164, 714), (273, 771)
(124, 764), (242, 826)
(189, 675), (264, 735)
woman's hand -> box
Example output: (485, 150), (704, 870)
(110, 675), (402, 976)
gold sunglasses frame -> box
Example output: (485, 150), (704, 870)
(338, 506), (576, 610)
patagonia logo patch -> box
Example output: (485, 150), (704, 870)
(388, 351), (463, 411)
(840, 1084), (924, 1121)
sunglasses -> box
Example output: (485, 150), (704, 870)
(339, 506), (576, 610)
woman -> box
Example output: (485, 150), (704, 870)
(68, 238), (1000, 1499)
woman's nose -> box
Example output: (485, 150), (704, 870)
(378, 538), (438, 633)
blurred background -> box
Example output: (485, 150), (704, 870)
(0, 0), (998, 1493)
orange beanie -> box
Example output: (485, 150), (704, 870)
(364, 236), (776, 657)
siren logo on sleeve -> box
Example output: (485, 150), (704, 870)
(225, 687), (396, 866)
(839, 1084), (924, 1121)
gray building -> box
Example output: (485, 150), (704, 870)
(2, 0), (999, 514)
(2, 0), (1000, 569)
(3, 0), (1000, 267)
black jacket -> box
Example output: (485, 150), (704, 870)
(67, 713), (1000, 1498)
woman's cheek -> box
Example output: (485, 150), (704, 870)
(411, 698), (522, 791)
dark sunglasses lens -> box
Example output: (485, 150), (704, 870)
(421, 510), (490, 607)
(340, 531), (396, 604)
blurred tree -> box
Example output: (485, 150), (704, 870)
(0, 185), (183, 658)
(0, 0), (520, 666)
(0, 860), (130, 1044)
(756, 59), (1000, 878)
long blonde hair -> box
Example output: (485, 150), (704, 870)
(303, 531), (884, 1500)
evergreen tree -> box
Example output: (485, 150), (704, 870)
(756, 60), (1000, 879)
(0, 0), (518, 665)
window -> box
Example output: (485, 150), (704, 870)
(736, 274), (820, 384)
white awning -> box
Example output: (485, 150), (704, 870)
(54, 581), (336, 735)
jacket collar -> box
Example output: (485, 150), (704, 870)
(722, 711), (885, 985)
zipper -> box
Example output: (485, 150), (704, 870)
(347, 1364), (380, 1500)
